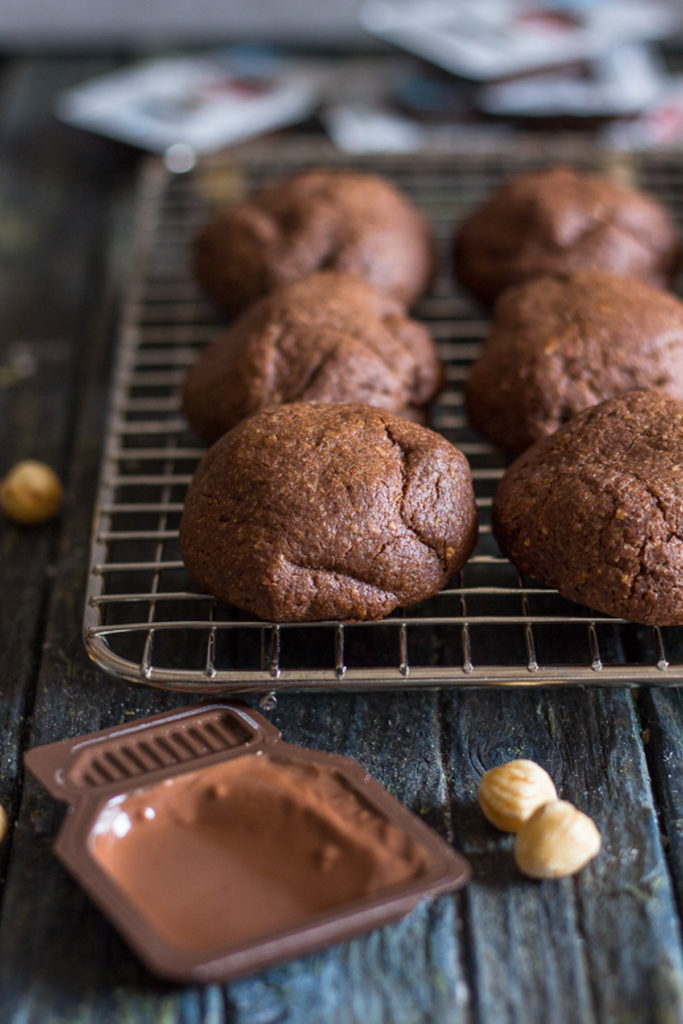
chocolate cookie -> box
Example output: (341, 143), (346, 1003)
(454, 166), (679, 305)
(492, 389), (683, 625)
(193, 168), (434, 315)
(182, 271), (444, 443)
(466, 270), (683, 456)
(179, 403), (478, 622)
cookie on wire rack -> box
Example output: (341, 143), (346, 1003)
(194, 168), (434, 315)
(492, 389), (683, 625)
(180, 402), (478, 622)
(466, 269), (683, 456)
(183, 271), (444, 443)
(454, 165), (679, 306)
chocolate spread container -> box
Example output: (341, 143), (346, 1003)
(26, 703), (470, 983)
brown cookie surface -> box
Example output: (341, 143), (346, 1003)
(182, 271), (444, 443)
(466, 270), (683, 455)
(179, 403), (478, 622)
(193, 168), (434, 315)
(454, 166), (679, 305)
(492, 389), (683, 625)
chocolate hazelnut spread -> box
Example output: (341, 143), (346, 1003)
(90, 753), (430, 951)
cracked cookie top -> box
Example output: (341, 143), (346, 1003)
(179, 402), (478, 622)
(466, 269), (683, 456)
(492, 389), (683, 625)
(193, 168), (434, 316)
(182, 271), (444, 443)
(454, 166), (680, 306)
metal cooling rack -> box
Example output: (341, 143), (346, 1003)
(83, 143), (683, 692)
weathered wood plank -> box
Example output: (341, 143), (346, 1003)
(440, 687), (683, 1024)
(0, 56), (136, 907)
(13, 681), (681, 1023)
(0, 56), (184, 1023)
(639, 688), (683, 916)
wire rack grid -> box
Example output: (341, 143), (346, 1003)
(83, 144), (683, 693)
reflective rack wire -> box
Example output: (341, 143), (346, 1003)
(83, 143), (683, 692)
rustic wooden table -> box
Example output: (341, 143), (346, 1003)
(2, 55), (683, 1024)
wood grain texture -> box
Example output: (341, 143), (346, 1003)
(0, 56), (112, 906)
(0, 54), (186, 1024)
(440, 688), (683, 1024)
(640, 688), (683, 917)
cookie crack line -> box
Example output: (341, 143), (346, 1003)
(598, 506), (649, 604)
(610, 216), (673, 264)
(561, 469), (680, 606)
(280, 555), (398, 605)
(554, 209), (653, 260)
(381, 420), (450, 575)
(282, 341), (340, 403)
(632, 473), (683, 556)
(260, 321), (286, 399)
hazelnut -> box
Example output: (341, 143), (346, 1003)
(514, 799), (601, 879)
(478, 759), (557, 832)
(0, 460), (63, 524)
